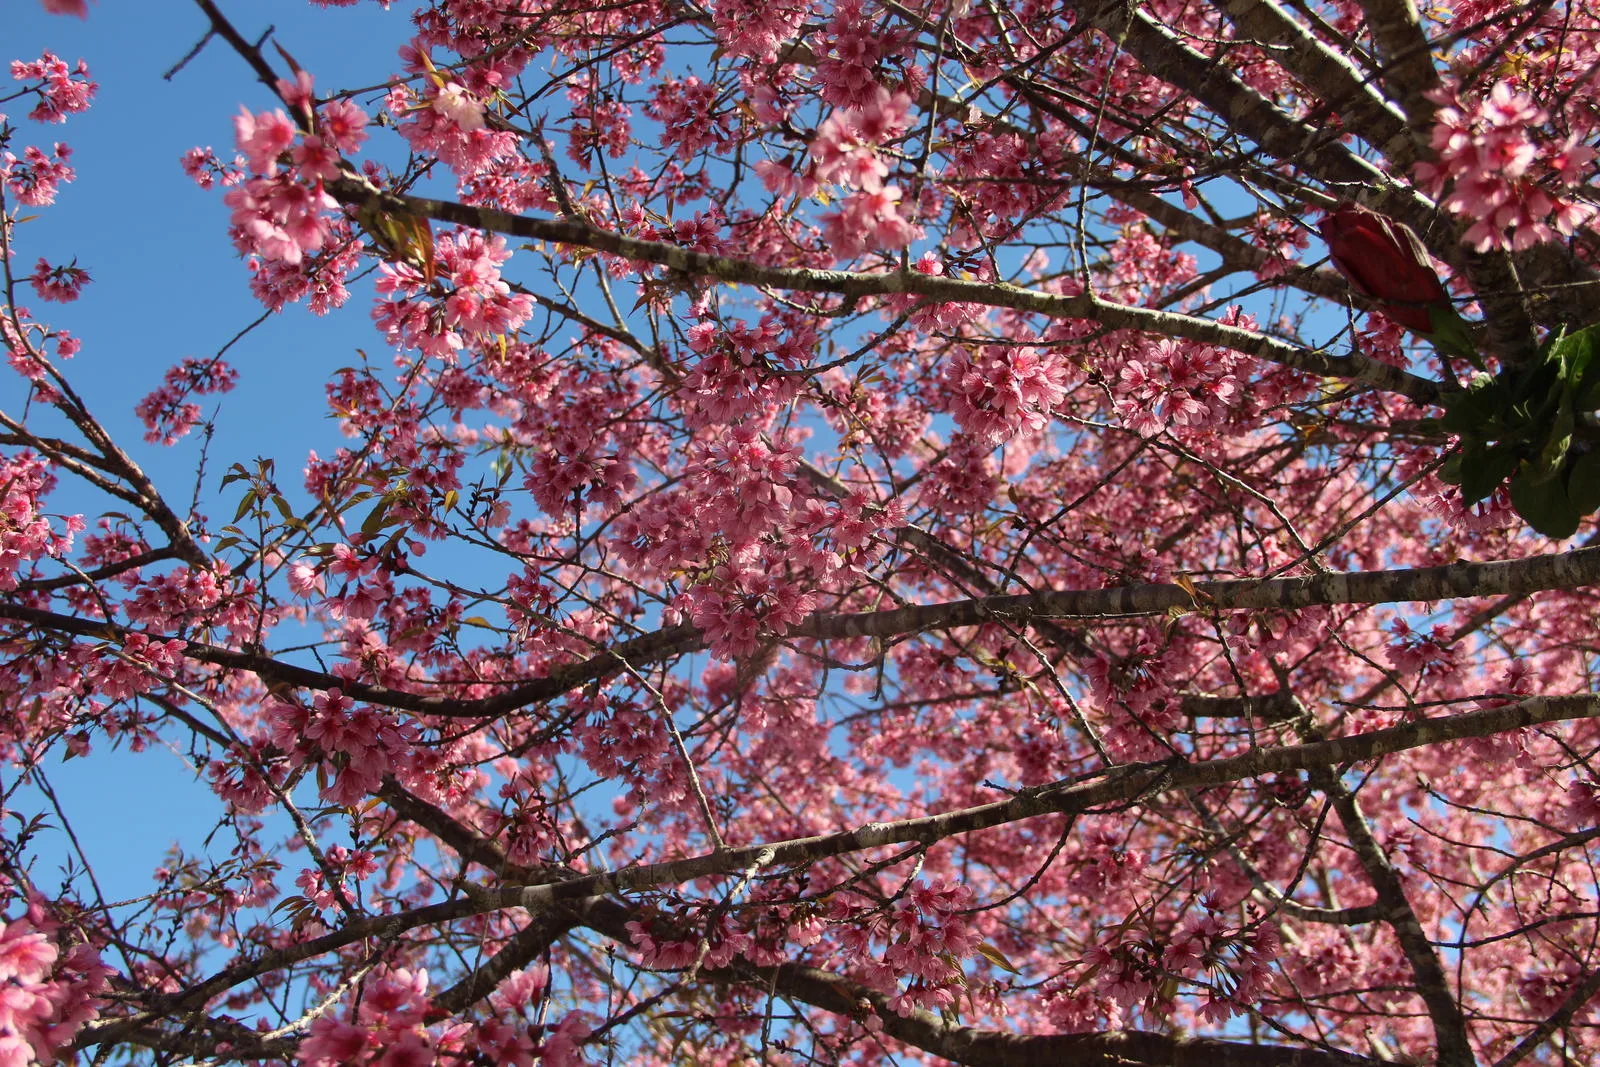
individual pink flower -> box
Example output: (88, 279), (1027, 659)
(38, 0), (88, 15)
(318, 98), (369, 153)
(431, 83), (486, 132)
(233, 107), (297, 174)
(0, 922), (56, 984)
(287, 562), (325, 598)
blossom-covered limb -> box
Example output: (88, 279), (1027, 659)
(485, 694), (1600, 916)
(328, 182), (1447, 402)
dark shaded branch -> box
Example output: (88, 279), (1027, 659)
(1492, 961), (1600, 1067)
(1354, 0), (1441, 134)
(15, 547), (177, 593)
(77, 693), (1600, 1055)
(591, 892), (1387, 1067)
(1212, 0), (1412, 168)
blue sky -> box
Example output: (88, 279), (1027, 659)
(5, 1), (416, 905)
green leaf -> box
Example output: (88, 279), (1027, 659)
(360, 499), (392, 537)
(1456, 444), (1521, 505)
(975, 942), (1022, 974)
(1568, 449), (1600, 518)
(1552, 324), (1600, 409)
(1529, 390), (1576, 483)
(1440, 374), (1503, 436)
(1510, 467), (1582, 539)
(1426, 303), (1481, 368)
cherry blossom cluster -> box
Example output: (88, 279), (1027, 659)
(817, 0), (897, 109)
(218, 71), (368, 314)
(179, 145), (246, 191)
(1, 142), (75, 207)
(134, 355), (239, 444)
(297, 967), (451, 1066)
(8, 52), (95, 124)
(386, 58), (516, 180)
(1384, 617), (1459, 684)
(372, 228), (533, 361)
(24, 258), (88, 303)
(266, 688), (417, 805)
(1078, 909), (1279, 1025)
(566, 81), (632, 164)
(300, 967), (592, 1067)
(0, 889), (110, 1067)
(0, 453), (83, 591)
(711, 0), (809, 62)
(940, 343), (1073, 443)
(649, 76), (735, 162)
(846, 878), (979, 1018)
(804, 85), (920, 259)
(13, 0), (1600, 1062)
(1416, 79), (1596, 251)
(1111, 336), (1247, 438)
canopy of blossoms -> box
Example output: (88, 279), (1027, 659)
(3, 0), (1600, 1064)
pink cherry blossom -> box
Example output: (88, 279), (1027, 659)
(10, 52), (95, 122)
(1417, 78), (1596, 251)
(26, 259), (88, 303)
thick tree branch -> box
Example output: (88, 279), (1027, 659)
(6, 547), (1598, 722)
(1212, 0), (1413, 168)
(1354, 0), (1441, 135)
(575, 897), (1385, 1066)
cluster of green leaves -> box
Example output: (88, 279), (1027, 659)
(1440, 324), (1600, 538)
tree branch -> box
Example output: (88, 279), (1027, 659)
(325, 180), (1447, 404)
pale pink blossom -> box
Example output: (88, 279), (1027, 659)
(430, 83), (486, 131)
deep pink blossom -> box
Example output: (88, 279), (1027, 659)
(1417, 79), (1596, 251)
(3, 143), (76, 205)
(135, 357), (238, 444)
(10, 53), (95, 122)
(233, 107), (298, 174)
(26, 259), (89, 303)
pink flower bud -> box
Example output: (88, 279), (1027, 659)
(1318, 202), (1449, 334)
